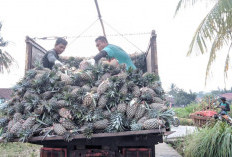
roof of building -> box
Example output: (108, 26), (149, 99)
(0, 88), (12, 99)
(220, 93), (232, 101)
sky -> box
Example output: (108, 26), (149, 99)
(0, 0), (231, 92)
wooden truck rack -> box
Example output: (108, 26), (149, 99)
(26, 129), (166, 157)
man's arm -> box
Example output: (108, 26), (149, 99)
(47, 51), (58, 63)
(93, 50), (107, 63)
(47, 51), (63, 65)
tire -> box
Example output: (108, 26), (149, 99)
(173, 117), (180, 127)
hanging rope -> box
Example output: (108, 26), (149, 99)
(103, 20), (145, 53)
(68, 19), (99, 46)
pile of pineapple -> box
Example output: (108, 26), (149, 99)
(0, 60), (174, 142)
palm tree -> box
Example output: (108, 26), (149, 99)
(175, 0), (232, 82)
(0, 22), (16, 73)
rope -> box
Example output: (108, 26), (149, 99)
(68, 19), (99, 46)
(103, 20), (145, 53)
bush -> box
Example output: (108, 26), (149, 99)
(184, 121), (232, 157)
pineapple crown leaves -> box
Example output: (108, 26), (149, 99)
(159, 109), (175, 123)
(107, 112), (126, 132)
(18, 128), (35, 142)
(25, 69), (37, 79)
(147, 109), (174, 123)
(143, 73), (160, 85)
(83, 124), (94, 139)
(140, 93), (153, 104)
(34, 60), (44, 70)
(130, 122), (143, 131)
(63, 131), (76, 142)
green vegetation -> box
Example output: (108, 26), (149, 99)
(168, 138), (185, 156)
(173, 103), (201, 118)
(169, 84), (196, 107)
(184, 121), (232, 157)
(179, 118), (194, 126)
(175, 0), (232, 80)
(0, 142), (41, 157)
(0, 22), (16, 73)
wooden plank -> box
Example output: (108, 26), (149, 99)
(146, 30), (158, 74)
(28, 129), (166, 142)
(25, 36), (47, 72)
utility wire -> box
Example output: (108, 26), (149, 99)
(103, 20), (145, 53)
(32, 32), (150, 40)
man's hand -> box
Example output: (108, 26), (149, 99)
(86, 59), (95, 66)
(55, 60), (63, 66)
(221, 106), (226, 109)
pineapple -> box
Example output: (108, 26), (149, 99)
(116, 73), (127, 80)
(97, 79), (110, 95)
(14, 103), (24, 114)
(98, 95), (108, 109)
(58, 72), (73, 85)
(150, 103), (167, 112)
(91, 86), (98, 93)
(83, 93), (93, 106)
(132, 85), (140, 97)
(82, 85), (91, 92)
(7, 120), (14, 131)
(59, 118), (76, 130)
(10, 120), (24, 134)
(13, 113), (22, 122)
(53, 123), (67, 136)
(42, 91), (53, 100)
(79, 60), (91, 71)
(71, 87), (81, 96)
(22, 117), (36, 130)
(58, 108), (72, 119)
(135, 104), (146, 120)
(0, 117), (9, 127)
(103, 110), (111, 118)
(117, 103), (127, 113)
(100, 73), (111, 81)
(126, 98), (139, 119)
(7, 107), (15, 116)
(34, 73), (44, 80)
(137, 116), (149, 125)
(152, 97), (164, 103)
(143, 118), (161, 130)
(80, 71), (94, 81)
(140, 87), (156, 97)
(119, 83), (128, 95)
(56, 100), (68, 108)
(93, 119), (109, 130)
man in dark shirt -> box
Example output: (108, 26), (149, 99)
(217, 97), (230, 115)
(42, 38), (68, 69)
(86, 36), (136, 70)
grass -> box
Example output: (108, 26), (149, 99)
(173, 103), (202, 119)
(167, 138), (185, 156)
(179, 118), (194, 126)
(0, 110), (41, 157)
(0, 142), (41, 157)
(184, 121), (232, 157)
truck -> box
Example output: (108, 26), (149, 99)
(20, 30), (168, 157)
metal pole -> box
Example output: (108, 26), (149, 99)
(94, 0), (106, 37)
